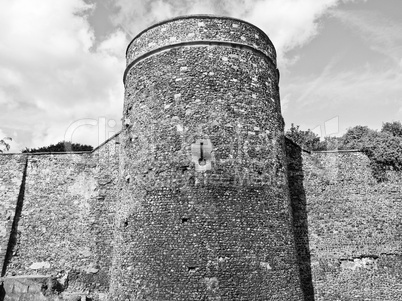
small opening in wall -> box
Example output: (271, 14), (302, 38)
(187, 266), (198, 273)
(181, 217), (189, 223)
(198, 142), (206, 166)
(124, 220), (129, 227)
(125, 104), (133, 115)
(188, 176), (195, 185)
(191, 139), (213, 172)
(180, 165), (189, 173)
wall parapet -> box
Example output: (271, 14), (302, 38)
(126, 15), (277, 69)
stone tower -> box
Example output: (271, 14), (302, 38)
(112, 15), (304, 300)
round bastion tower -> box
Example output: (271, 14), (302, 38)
(111, 15), (304, 300)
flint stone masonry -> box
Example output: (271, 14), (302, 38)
(1, 14), (402, 301)
(2, 275), (54, 301)
(1, 139), (402, 300)
(2, 138), (402, 300)
(126, 16), (277, 70)
(0, 155), (26, 275)
(114, 15), (303, 300)
(303, 151), (402, 301)
(0, 135), (120, 301)
(286, 142), (402, 301)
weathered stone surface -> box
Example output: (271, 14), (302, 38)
(29, 262), (51, 270)
(2, 275), (60, 301)
(1, 136), (119, 300)
(286, 142), (402, 301)
(126, 15), (277, 68)
(1, 14), (401, 301)
(0, 155), (26, 273)
(112, 15), (304, 301)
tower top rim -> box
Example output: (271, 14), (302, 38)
(125, 14), (275, 57)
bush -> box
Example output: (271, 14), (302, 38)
(22, 141), (93, 153)
(381, 121), (402, 137)
(338, 125), (377, 150)
(361, 133), (402, 181)
(285, 124), (321, 151)
(339, 125), (402, 182)
(288, 123), (402, 182)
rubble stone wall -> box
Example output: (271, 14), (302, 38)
(113, 15), (304, 300)
(0, 155), (27, 275)
(1, 135), (120, 301)
(288, 148), (402, 301)
(6, 154), (98, 278)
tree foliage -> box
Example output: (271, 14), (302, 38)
(337, 125), (377, 150)
(22, 141), (93, 153)
(285, 123), (321, 151)
(381, 121), (402, 137)
(285, 124), (340, 151)
(286, 122), (402, 182)
(0, 137), (12, 153)
(361, 132), (402, 181)
(320, 136), (339, 151)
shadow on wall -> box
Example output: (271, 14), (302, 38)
(0, 157), (28, 301)
(285, 138), (315, 301)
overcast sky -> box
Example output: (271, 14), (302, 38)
(1, 0), (401, 152)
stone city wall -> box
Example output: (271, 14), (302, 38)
(1, 13), (401, 300)
(0, 135), (120, 301)
(298, 149), (402, 301)
(1, 136), (401, 300)
(0, 155), (26, 276)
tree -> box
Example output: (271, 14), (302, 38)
(337, 125), (377, 150)
(0, 137), (12, 153)
(321, 136), (340, 151)
(361, 132), (402, 181)
(285, 123), (321, 151)
(336, 124), (402, 181)
(287, 122), (402, 181)
(22, 141), (93, 153)
(381, 121), (402, 138)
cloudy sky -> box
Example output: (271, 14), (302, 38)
(0, 0), (401, 152)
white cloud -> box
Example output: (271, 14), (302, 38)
(330, 8), (402, 66)
(289, 68), (402, 107)
(97, 30), (128, 57)
(282, 65), (402, 132)
(108, 0), (366, 67)
(0, 0), (379, 152)
(292, 52), (346, 104)
(282, 7), (402, 133)
(243, 0), (339, 65)
(0, 0), (127, 151)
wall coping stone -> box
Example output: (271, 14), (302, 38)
(126, 14), (275, 56)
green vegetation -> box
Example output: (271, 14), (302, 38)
(285, 124), (322, 151)
(0, 137), (12, 153)
(22, 141), (93, 153)
(286, 121), (402, 182)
